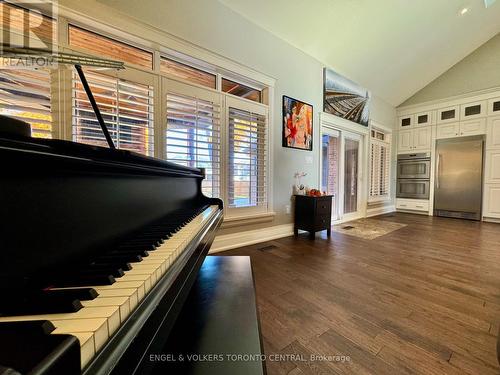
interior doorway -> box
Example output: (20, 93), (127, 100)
(321, 126), (364, 223)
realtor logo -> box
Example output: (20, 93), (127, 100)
(0, 0), (58, 68)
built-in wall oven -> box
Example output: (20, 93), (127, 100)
(396, 152), (431, 199)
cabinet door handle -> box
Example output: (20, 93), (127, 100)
(400, 204), (407, 207)
(416, 205), (423, 208)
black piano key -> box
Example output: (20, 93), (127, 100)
(78, 268), (124, 278)
(0, 294), (83, 316)
(111, 249), (150, 257)
(54, 274), (115, 287)
(0, 320), (55, 335)
(44, 288), (98, 301)
(118, 243), (156, 251)
(97, 254), (143, 263)
(89, 261), (133, 271)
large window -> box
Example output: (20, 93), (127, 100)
(222, 78), (261, 103)
(369, 128), (391, 201)
(164, 80), (221, 198)
(0, 68), (52, 138)
(160, 57), (216, 89)
(68, 25), (153, 69)
(72, 70), (154, 156)
(227, 97), (267, 209)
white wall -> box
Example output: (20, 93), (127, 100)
(64, 0), (396, 231)
(402, 32), (500, 106)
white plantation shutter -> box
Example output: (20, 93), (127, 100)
(72, 70), (154, 156)
(164, 79), (221, 198)
(0, 69), (52, 138)
(369, 135), (390, 200)
(227, 103), (267, 209)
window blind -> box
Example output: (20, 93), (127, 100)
(165, 92), (220, 198)
(228, 107), (266, 208)
(72, 70), (154, 156)
(370, 140), (390, 198)
(0, 68), (52, 138)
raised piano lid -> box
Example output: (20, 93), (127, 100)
(0, 132), (221, 291)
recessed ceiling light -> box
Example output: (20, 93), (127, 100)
(460, 7), (469, 15)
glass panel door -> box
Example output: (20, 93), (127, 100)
(344, 137), (360, 215)
(321, 133), (340, 221)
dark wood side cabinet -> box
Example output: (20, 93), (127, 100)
(294, 195), (333, 239)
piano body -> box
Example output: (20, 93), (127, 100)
(0, 114), (223, 374)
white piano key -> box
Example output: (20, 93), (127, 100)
(51, 317), (108, 352)
(72, 332), (94, 368)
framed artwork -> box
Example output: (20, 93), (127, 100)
(282, 95), (313, 151)
(323, 67), (371, 126)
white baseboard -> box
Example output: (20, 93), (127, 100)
(366, 204), (396, 217)
(210, 223), (294, 253)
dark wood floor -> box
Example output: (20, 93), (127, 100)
(223, 213), (500, 375)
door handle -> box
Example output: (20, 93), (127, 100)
(436, 153), (442, 189)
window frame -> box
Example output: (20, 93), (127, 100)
(368, 123), (392, 203)
(224, 95), (269, 217)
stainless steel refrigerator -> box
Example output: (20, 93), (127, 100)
(434, 136), (484, 220)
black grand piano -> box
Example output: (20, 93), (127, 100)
(0, 59), (252, 374)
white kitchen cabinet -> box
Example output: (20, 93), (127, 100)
(398, 115), (414, 129)
(414, 111), (435, 126)
(486, 116), (500, 149)
(485, 150), (500, 183)
(460, 118), (486, 136)
(483, 184), (500, 219)
(396, 198), (429, 212)
(460, 100), (487, 121)
(437, 105), (460, 124)
(436, 119), (486, 139)
(413, 127), (432, 151)
(397, 127), (432, 153)
(487, 98), (500, 116)
(436, 123), (460, 139)
(397, 129), (413, 152)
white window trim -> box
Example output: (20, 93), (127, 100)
(368, 120), (392, 203)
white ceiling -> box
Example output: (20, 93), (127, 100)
(219, 0), (500, 106)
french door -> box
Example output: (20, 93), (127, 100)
(321, 128), (363, 222)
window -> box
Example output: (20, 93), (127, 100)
(227, 98), (267, 209)
(369, 129), (391, 201)
(68, 25), (153, 69)
(0, 68), (52, 138)
(222, 78), (261, 103)
(72, 70), (154, 156)
(164, 80), (221, 198)
(160, 57), (216, 89)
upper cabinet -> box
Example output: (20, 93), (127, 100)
(414, 111), (435, 127)
(460, 100), (487, 121)
(398, 115), (414, 129)
(437, 106), (459, 124)
(488, 98), (500, 117)
(397, 127), (432, 152)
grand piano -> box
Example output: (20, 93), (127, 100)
(0, 61), (226, 374)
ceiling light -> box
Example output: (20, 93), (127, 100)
(460, 7), (469, 15)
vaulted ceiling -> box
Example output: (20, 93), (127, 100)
(219, 0), (500, 106)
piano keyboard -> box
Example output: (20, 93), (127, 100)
(0, 205), (219, 369)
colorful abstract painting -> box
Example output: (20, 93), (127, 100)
(282, 95), (313, 151)
(323, 68), (370, 126)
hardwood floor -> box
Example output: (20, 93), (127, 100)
(222, 213), (500, 375)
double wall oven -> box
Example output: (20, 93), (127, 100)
(396, 152), (431, 199)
